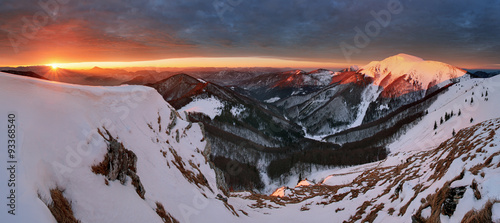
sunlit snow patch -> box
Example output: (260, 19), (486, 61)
(179, 96), (223, 119)
(271, 186), (293, 197)
(230, 104), (245, 117)
(295, 180), (313, 187)
(264, 97), (280, 103)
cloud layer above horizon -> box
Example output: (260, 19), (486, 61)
(1, 0), (499, 68)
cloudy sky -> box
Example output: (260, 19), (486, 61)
(1, 0), (499, 69)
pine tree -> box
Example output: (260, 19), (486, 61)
(470, 117), (474, 123)
(458, 109), (461, 116)
(441, 117), (444, 124)
(434, 121), (438, 130)
(445, 112), (450, 121)
(486, 91), (488, 97)
(471, 97), (474, 103)
(452, 129), (456, 136)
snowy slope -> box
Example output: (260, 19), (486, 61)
(0, 72), (239, 223)
(233, 117), (500, 223)
(390, 74), (500, 153)
(305, 69), (336, 86)
(360, 53), (466, 89)
(179, 96), (224, 119)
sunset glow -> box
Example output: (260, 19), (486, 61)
(50, 64), (59, 70)
(39, 57), (348, 70)
(0, 0), (498, 70)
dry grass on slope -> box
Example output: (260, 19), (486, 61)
(40, 188), (80, 223)
(239, 119), (500, 222)
(155, 202), (180, 223)
(461, 200), (499, 223)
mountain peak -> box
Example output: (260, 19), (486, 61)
(154, 73), (202, 85)
(281, 69), (306, 75)
(360, 53), (466, 89)
(308, 68), (332, 74)
(385, 53), (424, 63)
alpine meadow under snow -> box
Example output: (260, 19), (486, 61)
(1, 53), (500, 223)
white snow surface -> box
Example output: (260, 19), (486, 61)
(295, 180), (313, 187)
(492, 203), (500, 222)
(179, 96), (223, 119)
(264, 97), (281, 103)
(230, 104), (245, 117)
(350, 84), (381, 128)
(307, 70), (335, 85)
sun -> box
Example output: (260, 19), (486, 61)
(49, 64), (59, 70)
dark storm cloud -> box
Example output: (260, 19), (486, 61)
(1, 0), (499, 67)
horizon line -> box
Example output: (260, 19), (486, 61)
(2, 56), (499, 71)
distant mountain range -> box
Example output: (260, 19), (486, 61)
(140, 54), (472, 191)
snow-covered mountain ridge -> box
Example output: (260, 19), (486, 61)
(273, 54), (468, 137)
(360, 53), (466, 89)
(0, 72), (239, 222)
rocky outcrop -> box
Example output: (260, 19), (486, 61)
(442, 186), (467, 216)
(92, 128), (146, 199)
